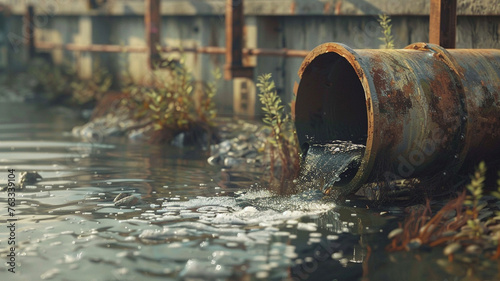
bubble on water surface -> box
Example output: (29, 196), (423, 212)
(40, 268), (60, 280)
(297, 222), (318, 232)
(179, 259), (233, 279)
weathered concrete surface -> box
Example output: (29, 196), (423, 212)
(2, 0), (500, 16)
(1, 0), (499, 115)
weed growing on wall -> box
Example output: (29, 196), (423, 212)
(257, 73), (300, 193)
(378, 14), (394, 49)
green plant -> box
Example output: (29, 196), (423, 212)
(492, 170), (500, 258)
(386, 192), (469, 252)
(71, 60), (113, 105)
(491, 170), (500, 199)
(84, 49), (220, 144)
(117, 53), (221, 143)
(378, 14), (394, 49)
(461, 161), (487, 239)
(28, 58), (77, 102)
(257, 73), (300, 193)
(197, 68), (221, 126)
(147, 55), (195, 131)
(387, 162), (500, 260)
(465, 161), (487, 218)
(28, 58), (112, 106)
(117, 59), (150, 119)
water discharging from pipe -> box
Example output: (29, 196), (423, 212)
(298, 141), (365, 199)
(295, 42), (500, 197)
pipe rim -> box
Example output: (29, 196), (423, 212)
(297, 42), (378, 196)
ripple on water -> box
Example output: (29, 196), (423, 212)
(0, 104), (378, 281)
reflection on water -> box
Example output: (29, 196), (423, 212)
(0, 103), (495, 281)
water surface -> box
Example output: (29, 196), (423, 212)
(0, 103), (494, 281)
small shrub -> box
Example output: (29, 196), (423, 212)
(147, 55), (195, 132)
(197, 67), (221, 126)
(387, 161), (500, 260)
(116, 53), (220, 144)
(257, 73), (300, 193)
(464, 161), (487, 238)
(71, 60), (112, 105)
(28, 58), (112, 106)
(148, 56), (219, 127)
(28, 58), (77, 103)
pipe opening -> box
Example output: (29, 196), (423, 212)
(296, 52), (368, 148)
(295, 52), (368, 187)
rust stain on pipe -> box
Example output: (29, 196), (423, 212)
(295, 42), (500, 196)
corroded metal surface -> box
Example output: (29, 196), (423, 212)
(224, 0), (253, 79)
(145, 0), (161, 69)
(429, 0), (457, 48)
(295, 42), (500, 196)
(24, 5), (35, 59)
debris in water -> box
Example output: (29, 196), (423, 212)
(387, 228), (403, 239)
(114, 193), (140, 207)
(19, 171), (43, 187)
(443, 242), (461, 256)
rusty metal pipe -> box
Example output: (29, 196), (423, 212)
(295, 42), (500, 196)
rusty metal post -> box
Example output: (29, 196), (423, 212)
(224, 0), (253, 80)
(145, 0), (160, 69)
(24, 5), (35, 59)
(429, 0), (457, 48)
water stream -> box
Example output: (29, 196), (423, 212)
(298, 141), (365, 196)
(0, 103), (496, 281)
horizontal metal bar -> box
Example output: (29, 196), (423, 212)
(35, 42), (147, 52)
(244, 48), (310, 57)
(161, 46), (226, 54)
(35, 42), (309, 57)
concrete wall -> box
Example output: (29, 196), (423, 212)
(1, 0), (499, 116)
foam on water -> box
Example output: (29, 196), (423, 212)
(0, 104), (370, 280)
(157, 189), (334, 227)
(112, 190), (335, 279)
(3, 103), (491, 281)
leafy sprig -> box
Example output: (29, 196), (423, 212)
(257, 73), (300, 193)
(378, 14), (395, 49)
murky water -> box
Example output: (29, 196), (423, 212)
(0, 103), (497, 281)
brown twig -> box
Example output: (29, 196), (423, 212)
(387, 191), (470, 251)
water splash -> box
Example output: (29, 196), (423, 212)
(297, 141), (365, 197)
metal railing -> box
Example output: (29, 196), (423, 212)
(24, 0), (457, 80)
